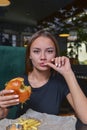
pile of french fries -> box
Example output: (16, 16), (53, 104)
(17, 118), (41, 130)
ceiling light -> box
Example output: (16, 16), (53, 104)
(59, 33), (70, 37)
(0, 0), (10, 7)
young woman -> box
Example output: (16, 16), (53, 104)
(0, 30), (87, 124)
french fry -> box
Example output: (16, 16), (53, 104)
(17, 117), (41, 130)
(30, 126), (38, 130)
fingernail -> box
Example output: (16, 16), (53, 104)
(16, 103), (19, 105)
(56, 63), (58, 67)
(51, 59), (54, 61)
(10, 90), (14, 92)
(16, 99), (19, 102)
(58, 64), (61, 67)
(14, 95), (19, 98)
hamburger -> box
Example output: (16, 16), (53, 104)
(5, 77), (31, 104)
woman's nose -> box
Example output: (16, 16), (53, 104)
(40, 52), (46, 60)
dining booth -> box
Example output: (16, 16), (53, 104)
(0, 46), (26, 118)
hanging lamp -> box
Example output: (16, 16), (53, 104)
(0, 0), (10, 7)
(59, 33), (70, 37)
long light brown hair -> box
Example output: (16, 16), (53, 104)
(25, 30), (60, 75)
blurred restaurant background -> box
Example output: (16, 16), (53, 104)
(0, 0), (87, 65)
(0, 0), (87, 114)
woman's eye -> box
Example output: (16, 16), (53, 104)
(33, 50), (40, 53)
(48, 50), (54, 53)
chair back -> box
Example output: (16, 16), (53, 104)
(0, 46), (26, 90)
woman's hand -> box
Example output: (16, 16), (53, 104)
(45, 56), (72, 77)
(0, 89), (19, 108)
(0, 89), (19, 119)
(46, 56), (87, 124)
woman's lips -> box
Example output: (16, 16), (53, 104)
(39, 63), (47, 67)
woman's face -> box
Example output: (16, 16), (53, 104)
(30, 36), (56, 71)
